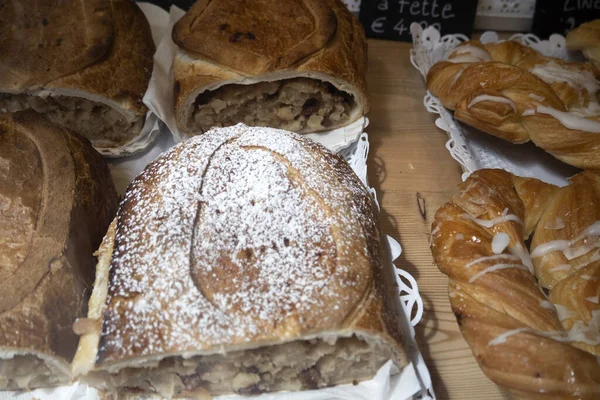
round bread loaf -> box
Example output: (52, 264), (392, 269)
(0, 111), (118, 389)
(74, 124), (407, 397)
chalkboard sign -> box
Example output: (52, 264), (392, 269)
(359, 0), (478, 42)
(532, 0), (600, 38)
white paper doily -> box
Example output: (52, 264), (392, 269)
(410, 23), (581, 186)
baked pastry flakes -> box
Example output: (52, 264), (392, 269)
(427, 40), (600, 169)
(431, 169), (600, 399)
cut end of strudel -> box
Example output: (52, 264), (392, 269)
(172, 0), (369, 137)
(73, 124), (407, 397)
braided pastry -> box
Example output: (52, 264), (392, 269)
(567, 20), (600, 69)
(431, 169), (600, 399)
(427, 41), (600, 169)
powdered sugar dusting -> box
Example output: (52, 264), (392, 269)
(97, 124), (377, 363)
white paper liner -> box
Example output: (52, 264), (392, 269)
(409, 23), (585, 186)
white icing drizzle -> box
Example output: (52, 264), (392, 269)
(578, 249), (600, 269)
(528, 93), (546, 102)
(463, 213), (523, 228)
(540, 300), (555, 310)
(487, 328), (572, 346)
(510, 243), (534, 273)
(448, 45), (493, 63)
(464, 254), (520, 269)
(564, 243), (599, 261)
(572, 101), (600, 118)
(536, 106), (600, 133)
(488, 326), (600, 347)
(530, 61), (598, 98)
(492, 233), (510, 254)
(488, 327), (532, 346)
(581, 275), (599, 281)
(99, 125), (375, 359)
(528, 60), (600, 120)
(555, 304), (578, 322)
(455, 233), (464, 240)
(531, 221), (600, 258)
(468, 95), (517, 113)
(550, 264), (572, 273)
(468, 263), (529, 283)
(556, 249), (600, 274)
(567, 310), (600, 346)
(586, 296), (600, 304)
(430, 225), (441, 245)
(544, 217), (565, 230)
(450, 66), (467, 88)
(522, 109), (536, 116)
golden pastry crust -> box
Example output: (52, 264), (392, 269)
(427, 41), (600, 169)
(567, 20), (600, 69)
(172, 0), (368, 136)
(0, 111), (118, 388)
(431, 169), (600, 399)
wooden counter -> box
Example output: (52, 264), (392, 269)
(365, 39), (509, 399)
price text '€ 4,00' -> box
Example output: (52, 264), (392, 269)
(370, 0), (455, 37)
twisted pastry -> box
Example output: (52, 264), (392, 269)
(567, 20), (600, 69)
(427, 41), (600, 169)
(431, 169), (600, 399)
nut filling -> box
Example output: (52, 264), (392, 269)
(0, 355), (66, 390)
(90, 336), (390, 398)
(0, 93), (143, 145)
(189, 78), (355, 133)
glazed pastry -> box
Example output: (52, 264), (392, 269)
(427, 40), (600, 169)
(172, 0), (368, 136)
(0, 0), (155, 156)
(73, 124), (407, 397)
(567, 20), (600, 69)
(0, 111), (118, 389)
(431, 169), (600, 399)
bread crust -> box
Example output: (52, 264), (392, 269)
(74, 125), (406, 390)
(0, 0), (155, 154)
(0, 111), (118, 381)
(0, 0), (113, 90)
(172, 0), (368, 136)
(431, 169), (600, 398)
(45, 0), (155, 116)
